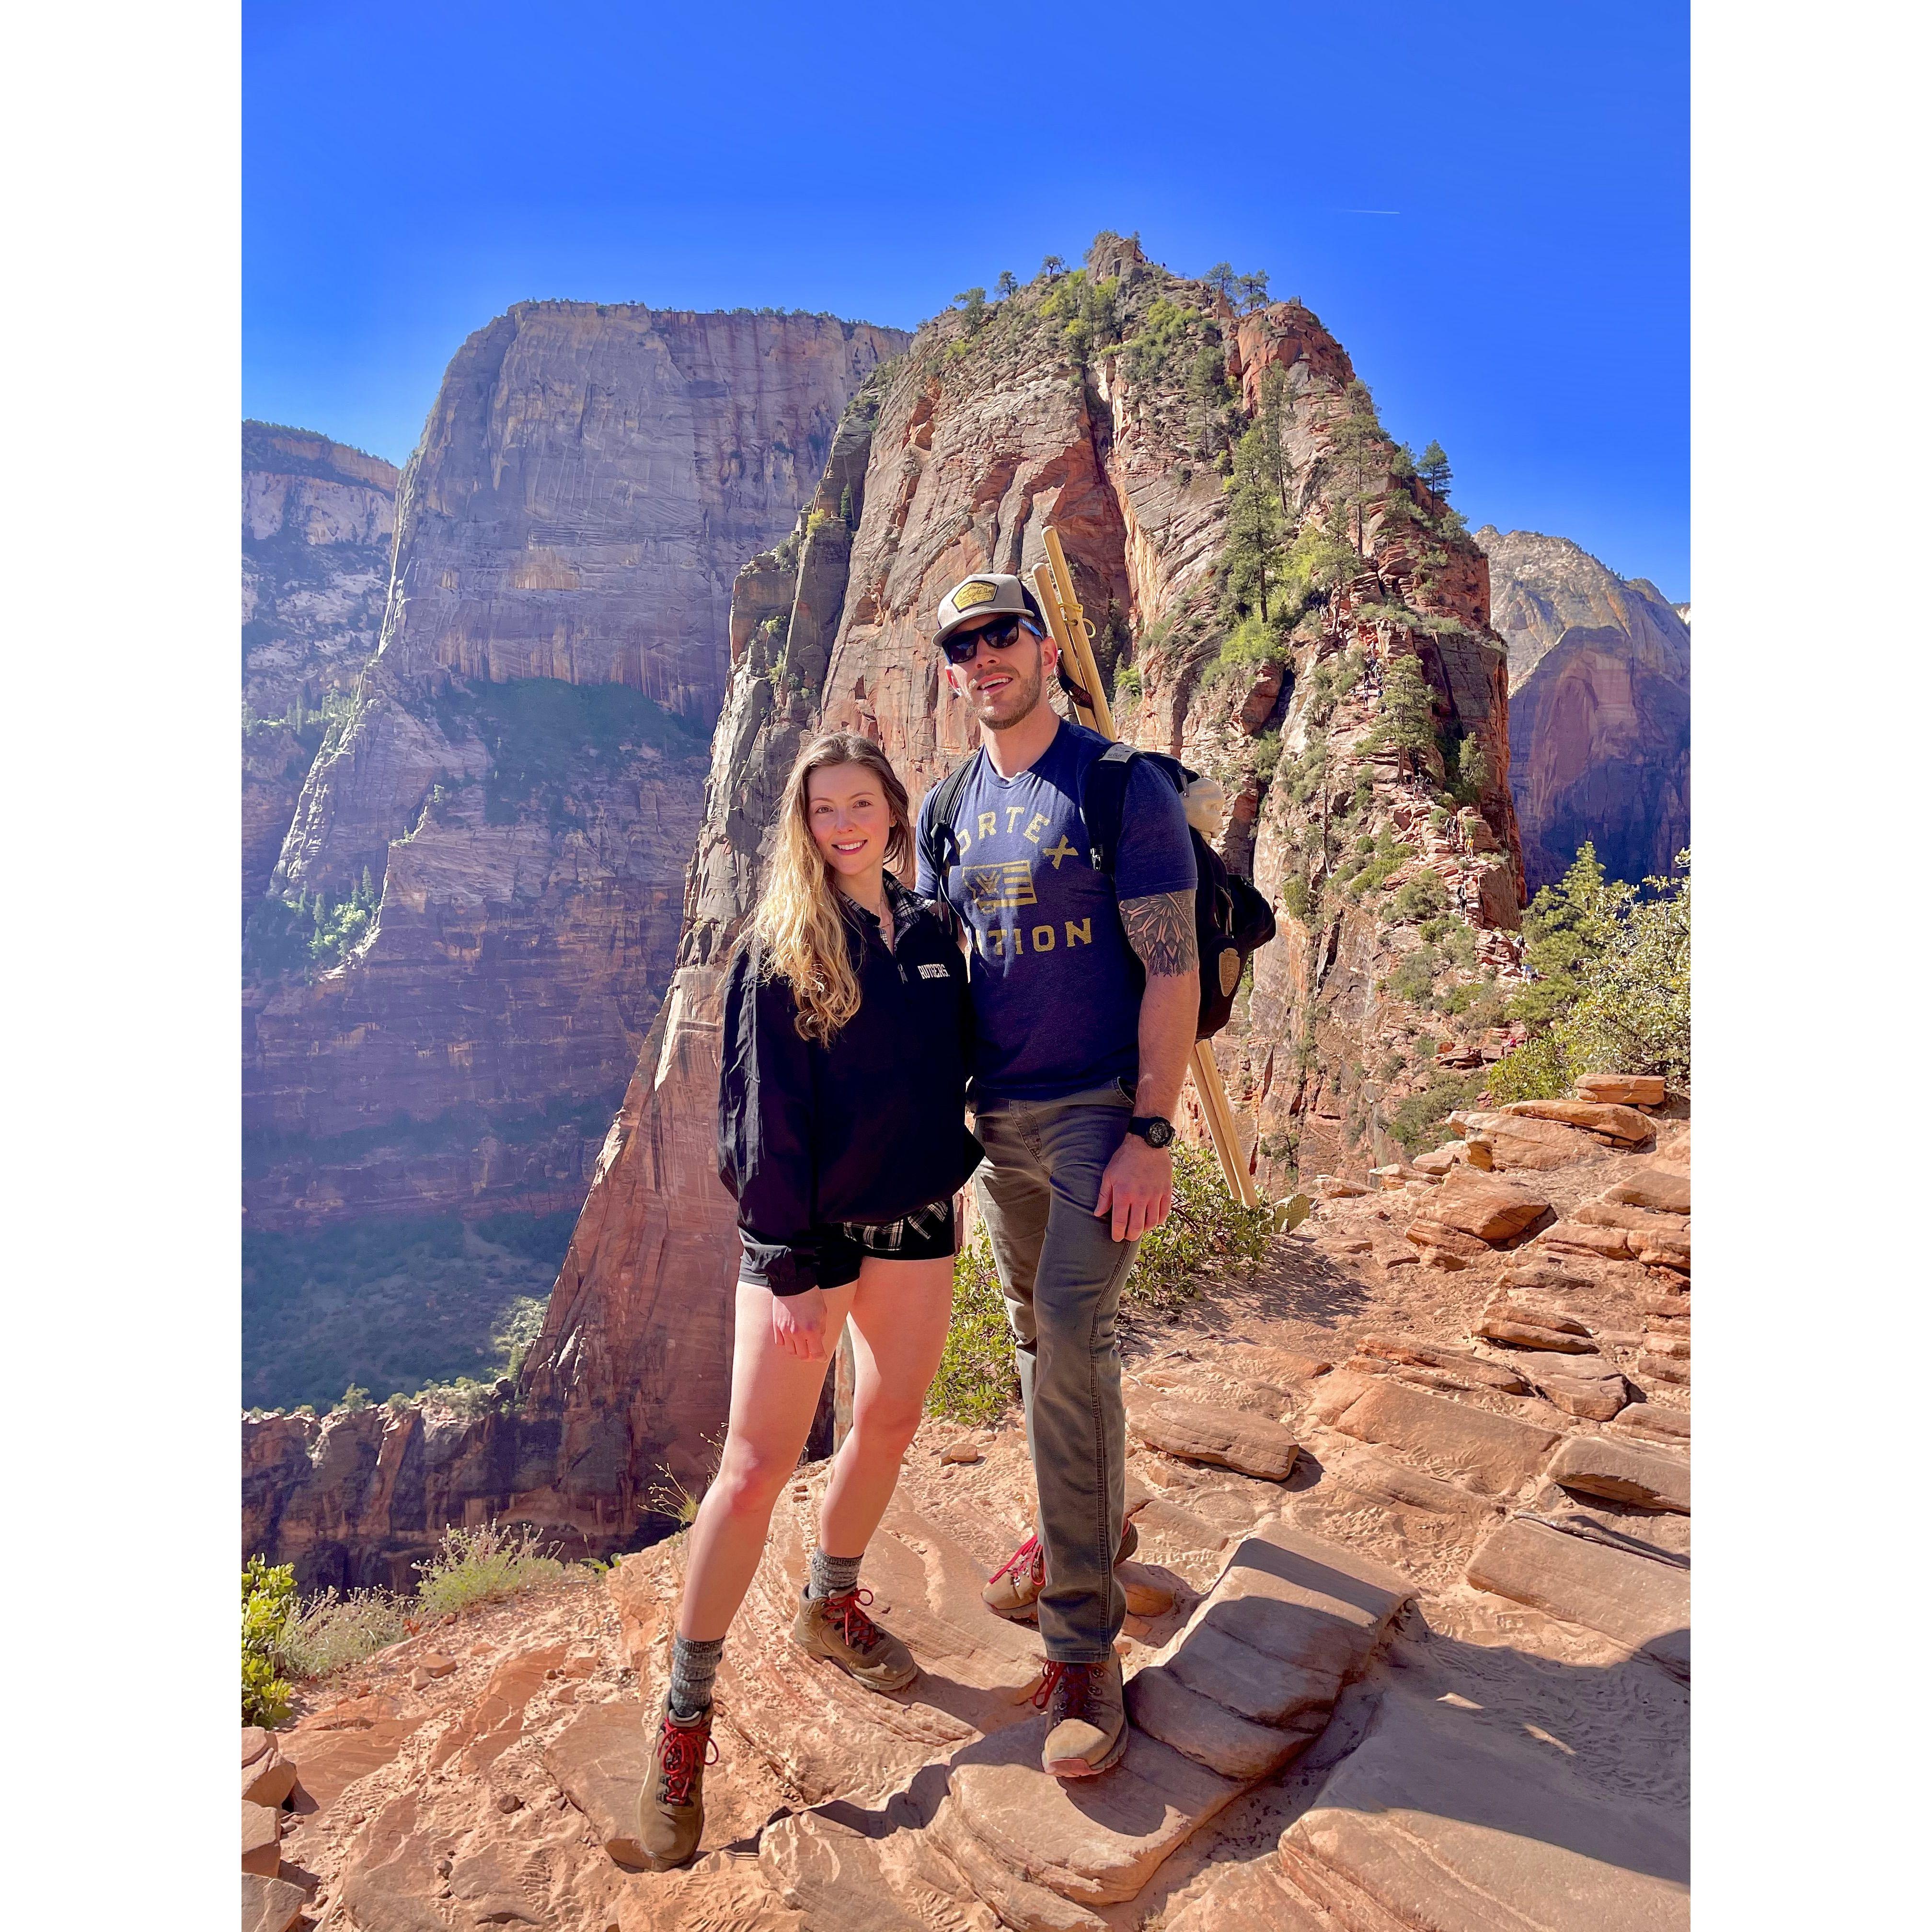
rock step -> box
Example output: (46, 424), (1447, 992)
(1261, 1689), (1688, 1931)
(759, 1518), (1414, 1931)
(1324, 1375), (1563, 1498)
(1468, 1516), (1690, 1680)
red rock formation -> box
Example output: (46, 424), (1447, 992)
(241, 425), (398, 910)
(243, 308), (906, 1230)
(245, 242), (1529, 1576)
(1479, 527), (1691, 892)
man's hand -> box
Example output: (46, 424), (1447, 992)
(770, 1287), (829, 1359)
(1094, 1134), (1174, 1243)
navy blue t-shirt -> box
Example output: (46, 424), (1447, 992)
(915, 720), (1197, 1104)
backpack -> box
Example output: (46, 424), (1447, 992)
(919, 742), (1277, 1041)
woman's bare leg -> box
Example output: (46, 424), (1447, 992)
(676, 1278), (855, 1641)
(816, 1253), (956, 1560)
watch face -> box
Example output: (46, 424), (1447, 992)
(1145, 1118), (1174, 1149)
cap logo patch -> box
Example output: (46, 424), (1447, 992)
(953, 580), (997, 609)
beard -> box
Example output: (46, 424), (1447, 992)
(964, 644), (1047, 731)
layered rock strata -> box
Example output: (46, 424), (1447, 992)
(1479, 526), (1690, 892)
(243, 307), (905, 1230)
(242, 239), (1541, 1580)
(241, 425), (399, 910)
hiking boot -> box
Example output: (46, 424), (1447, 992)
(635, 1698), (716, 1871)
(789, 1585), (919, 1693)
(981, 1519), (1139, 1624)
(1034, 1653), (1128, 1777)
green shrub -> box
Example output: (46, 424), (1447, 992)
(1385, 946), (1440, 1006)
(1114, 661), (1142, 703)
(1366, 656), (1438, 767)
(1384, 1070), (1484, 1157)
(1279, 874), (1312, 920)
(1393, 871), (1449, 922)
(414, 1520), (565, 1620)
(1123, 1143), (1274, 1311)
(1491, 846), (1691, 1099)
(242, 1557), (298, 1725)
(927, 1229), (1018, 1426)
(276, 1587), (409, 1678)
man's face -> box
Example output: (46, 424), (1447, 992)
(944, 615), (1055, 731)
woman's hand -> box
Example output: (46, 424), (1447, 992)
(770, 1286), (830, 1360)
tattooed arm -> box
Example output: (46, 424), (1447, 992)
(1094, 889), (1201, 1242)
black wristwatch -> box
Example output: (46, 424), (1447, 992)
(1127, 1115), (1175, 1150)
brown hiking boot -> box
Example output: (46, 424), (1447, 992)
(635, 1698), (716, 1871)
(789, 1585), (919, 1692)
(981, 1519), (1139, 1624)
(1034, 1653), (1128, 1777)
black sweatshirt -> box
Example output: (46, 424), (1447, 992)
(716, 875), (980, 1294)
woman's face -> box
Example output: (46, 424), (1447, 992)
(805, 761), (891, 882)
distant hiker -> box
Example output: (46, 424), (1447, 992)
(637, 732), (979, 1871)
(916, 572), (1200, 1779)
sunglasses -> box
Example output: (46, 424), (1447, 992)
(939, 612), (1037, 666)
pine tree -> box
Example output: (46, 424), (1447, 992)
(1220, 427), (1285, 623)
(1040, 254), (1066, 279)
(359, 865), (377, 908)
(1325, 380), (1389, 554)
(1257, 365), (1292, 516)
(956, 287), (987, 330)
(996, 270), (1018, 299)
(1368, 655), (1438, 772)
(1417, 440), (1453, 501)
(839, 483), (854, 528)
(1236, 269), (1271, 312)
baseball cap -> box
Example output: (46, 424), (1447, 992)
(932, 572), (1045, 647)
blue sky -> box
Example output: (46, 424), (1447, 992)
(244, 0), (1688, 597)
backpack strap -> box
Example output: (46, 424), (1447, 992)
(1079, 741), (1139, 878)
(919, 751), (983, 890)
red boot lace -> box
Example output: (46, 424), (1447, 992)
(1030, 1658), (1089, 1714)
(990, 1533), (1045, 1587)
(657, 1713), (717, 1807)
(822, 1586), (883, 1652)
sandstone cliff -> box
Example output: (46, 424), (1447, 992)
(243, 239), (1544, 1583)
(241, 425), (399, 910)
(243, 308), (906, 1232)
(1479, 527), (1691, 892)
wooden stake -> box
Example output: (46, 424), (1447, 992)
(1033, 531), (1257, 1207)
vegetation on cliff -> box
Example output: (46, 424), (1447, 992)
(1489, 844), (1692, 1100)
(242, 1521), (570, 1723)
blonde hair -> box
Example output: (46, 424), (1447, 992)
(750, 732), (913, 1045)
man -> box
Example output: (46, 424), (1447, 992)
(916, 571), (1199, 1778)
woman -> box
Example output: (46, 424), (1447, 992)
(638, 731), (978, 1872)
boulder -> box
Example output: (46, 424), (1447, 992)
(242, 1800), (281, 1877)
(1546, 1436), (1690, 1514)
(1516, 1353), (1629, 1421)
(1426, 1168), (1555, 1243)
(1640, 1352), (1691, 1388)
(1499, 1099), (1655, 1147)
(1608, 1404), (1690, 1446)
(1604, 1166), (1690, 1216)
(1327, 1379), (1561, 1495)
(1537, 1221), (1636, 1262)
(1354, 1334), (1530, 1393)
(240, 1873), (310, 1932)
(1449, 1110), (1598, 1171)
(1574, 1200), (1690, 1238)
(1133, 1402), (1299, 1482)
(1575, 1073), (1668, 1107)
(1467, 1517), (1690, 1678)
(1501, 1258), (1597, 1294)
(241, 1736), (297, 1808)
(1315, 1175), (1368, 1199)
(1478, 1315), (1597, 1353)
(1404, 1221), (1490, 1267)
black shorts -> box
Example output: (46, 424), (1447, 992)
(739, 1195), (956, 1294)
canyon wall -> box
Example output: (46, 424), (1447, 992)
(245, 240), (1534, 1581)
(242, 307), (907, 1230)
(241, 425), (398, 910)
(1479, 527), (1691, 893)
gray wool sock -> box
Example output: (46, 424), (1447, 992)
(667, 1634), (724, 1720)
(808, 1548), (864, 1600)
